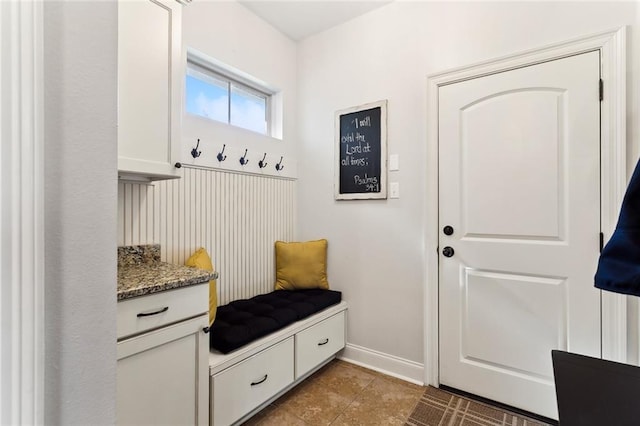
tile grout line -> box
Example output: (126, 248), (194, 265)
(327, 366), (379, 425)
(255, 360), (427, 426)
(277, 361), (379, 426)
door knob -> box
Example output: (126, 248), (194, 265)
(443, 226), (454, 236)
(442, 246), (454, 257)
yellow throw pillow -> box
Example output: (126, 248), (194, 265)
(275, 239), (329, 290)
(185, 247), (217, 326)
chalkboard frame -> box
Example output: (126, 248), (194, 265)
(334, 100), (388, 200)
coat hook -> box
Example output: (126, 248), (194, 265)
(191, 139), (202, 159)
(258, 153), (268, 169)
(239, 149), (249, 166)
(217, 144), (227, 162)
(275, 156), (284, 171)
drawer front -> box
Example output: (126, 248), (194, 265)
(295, 311), (346, 379)
(212, 337), (294, 426)
(117, 283), (208, 340)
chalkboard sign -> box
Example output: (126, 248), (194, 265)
(335, 100), (387, 200)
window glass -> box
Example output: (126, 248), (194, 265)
(185, 74), (229, 123)
(185, 58), (272, 136)
(230, 84), (267, 134)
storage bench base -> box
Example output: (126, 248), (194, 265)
(209, 301), (347, 426)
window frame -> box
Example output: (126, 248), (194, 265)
(186, 54), (273, 136)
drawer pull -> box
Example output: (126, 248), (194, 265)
(250, 374), (268, 386)
(136, 306), (169, 317)
(318, 338), (329, 346)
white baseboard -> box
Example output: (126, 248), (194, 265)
(338, 343), (425, 386)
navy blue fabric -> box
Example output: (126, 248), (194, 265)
(210, 289), (342, 354)
(595, 159), (640, 296)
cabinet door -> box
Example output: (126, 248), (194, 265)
(117, 315), (208, 426)
(118, 0), (182, 180)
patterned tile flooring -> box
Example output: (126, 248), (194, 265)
(242, 359), (425, 425)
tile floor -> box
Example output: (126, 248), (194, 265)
(243, 359), (426, 425)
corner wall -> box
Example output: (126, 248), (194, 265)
(43, 1), (118, 423)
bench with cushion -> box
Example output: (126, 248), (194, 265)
(208, 289), (347, 426)
(209, 289), (342, 354)
(208, 239), (346, 425)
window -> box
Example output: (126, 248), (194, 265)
(186, 56), (272, 135)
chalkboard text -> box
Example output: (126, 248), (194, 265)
(335, 101), (387, 200)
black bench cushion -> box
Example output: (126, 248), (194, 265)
(210, 289), (342, 354)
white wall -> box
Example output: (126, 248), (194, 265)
(36, 1), (640, 420)
(297, 1), (639, 381)
(43, 1), (117, 424)
(180, 1), (298, 177)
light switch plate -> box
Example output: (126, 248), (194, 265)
(389, 154), (399, 171)
(389, 182), (400, 199)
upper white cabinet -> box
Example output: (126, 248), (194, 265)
(118, 0), (182, 182)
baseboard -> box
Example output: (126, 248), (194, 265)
(338, 343), (425, 386)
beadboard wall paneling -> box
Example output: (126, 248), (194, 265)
(118, 167), (297, 305)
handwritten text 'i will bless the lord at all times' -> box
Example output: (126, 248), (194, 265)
(341, 115), (379, 192)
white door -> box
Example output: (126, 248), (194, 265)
(438, 51), (601, 420)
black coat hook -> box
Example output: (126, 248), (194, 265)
(275, 156), (284, 171)
(191, 139), (202, 159)
(217, 144), (227, 162)
(258, 153), (268, 169)
(239, 149), (249, 166)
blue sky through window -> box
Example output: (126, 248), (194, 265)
(230, 87), (267, 134)
(185, 75), (228, 123)
(186, 73), (268, 134)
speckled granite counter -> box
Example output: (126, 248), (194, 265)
(117, 244), (217, 301)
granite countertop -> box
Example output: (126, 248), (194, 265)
(117, 245), (217, 301)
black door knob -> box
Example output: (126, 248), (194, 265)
(443, 226), (454, 236)
(442, 246), (454, 257)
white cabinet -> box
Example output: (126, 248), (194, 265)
(118, 0), (182, 181)
(117, 284), (208, 425)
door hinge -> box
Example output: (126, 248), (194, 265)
(599, 79), (604, 102)
(600, 232), (604, 253)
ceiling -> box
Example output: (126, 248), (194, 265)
(238, 1), (393, 41)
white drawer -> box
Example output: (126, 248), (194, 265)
(295, 311), (345, 379)
(117, 283), (208, 340)
(212, 337), (294, 426)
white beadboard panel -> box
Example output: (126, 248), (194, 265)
(118, 167), (297, 305)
